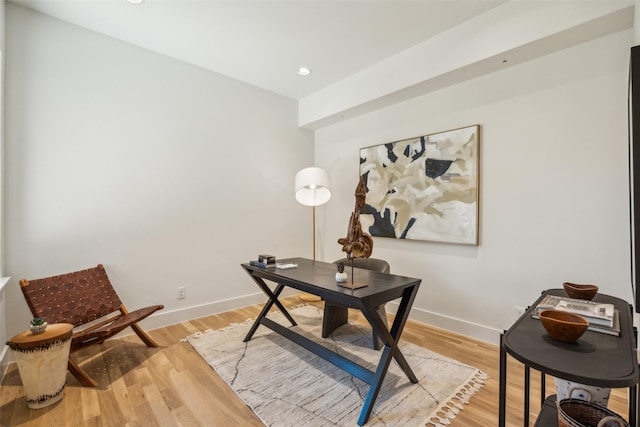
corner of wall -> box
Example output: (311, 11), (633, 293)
(0, 345), (10, 384)
(0, 278), (11, 384)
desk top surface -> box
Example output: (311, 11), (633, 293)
(242, 257), (421, 305)
(503, 289), (639, 387)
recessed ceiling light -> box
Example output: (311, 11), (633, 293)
(126, 0), (145, 4)
(297, 67), (312, 76)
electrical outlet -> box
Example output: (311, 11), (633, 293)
(514, 306), (526, 319)
(177, 286), (186, 300)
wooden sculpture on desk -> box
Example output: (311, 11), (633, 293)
(337, 177), (373, 288)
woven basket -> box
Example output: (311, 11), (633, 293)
(558, 399), (629, 427)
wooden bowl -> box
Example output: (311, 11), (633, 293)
(539, 310), (589, 343)
(563, 282), (598, 300)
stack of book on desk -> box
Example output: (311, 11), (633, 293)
(532, 294), (620, 336)
(250, 254), (276, 268)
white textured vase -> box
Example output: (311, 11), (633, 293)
(335, 272), (348, 283)
(555, 378), (611, 407)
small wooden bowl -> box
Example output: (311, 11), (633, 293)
(539, 310), (589, 343)
(563, 282), (598, 300)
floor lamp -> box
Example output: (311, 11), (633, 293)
(295, 167), (331, 301)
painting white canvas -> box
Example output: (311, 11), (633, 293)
(359, 125), (480, 245)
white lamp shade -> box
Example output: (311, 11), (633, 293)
(295, 167), (331, 206)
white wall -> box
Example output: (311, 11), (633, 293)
(315, 29), (634, 343)
(0, 0), (6, 378)
(3, 4), (314, 340)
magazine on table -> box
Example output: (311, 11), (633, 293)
(585, 310), (620, 336)
(533, 294), (615, 327)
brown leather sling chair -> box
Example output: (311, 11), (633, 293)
(20, 264), (164, 387)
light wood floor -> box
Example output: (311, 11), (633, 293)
(0, 296), (633, 426)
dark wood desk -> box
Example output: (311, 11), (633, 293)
(241, 257), (422, 426)
(499, 289), (639, 427)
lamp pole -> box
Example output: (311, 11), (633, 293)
(312, 205), (317, 260)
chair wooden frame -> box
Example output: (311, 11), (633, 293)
(20, 264), (164, 387)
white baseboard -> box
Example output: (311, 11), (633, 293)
(134, 288), (301, 333)
(386, 301), (502, 345)
(0, 345), (10, 385)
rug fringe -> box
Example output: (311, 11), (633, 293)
(425, 369), (488, 427)
(181, 329), (214, 342)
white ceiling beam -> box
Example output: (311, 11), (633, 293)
(299, 1), (634, 130)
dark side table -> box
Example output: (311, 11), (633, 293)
(498, 289), (638, 426)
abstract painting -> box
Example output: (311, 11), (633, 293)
(359, 125), (480, 245)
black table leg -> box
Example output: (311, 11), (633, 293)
(358, 346), (394, 426)
(322, 303), (348, 338)
(357, 285), (419, 425)
(242, 266), (297, 323)
(499, 333), (507, 427)
(242, 270), (296, 342)
(629, 384), (637, 427)
(524, 365), (530, 427)
(361, 286), (418, 381)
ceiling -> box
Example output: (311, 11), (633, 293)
(10, 0), (506, 100)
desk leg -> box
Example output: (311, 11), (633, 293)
(499, 333), (507, 427)
(358, 346), (394, 426)
(361, 286), (419, 383)
(322, 303), (348, 338)
(243, 281), (295, 342)
(242, 267), (297, 324)
(629, 385), (637, 427)
(357, 285), (419, 426)
(524, 365), (530, 427)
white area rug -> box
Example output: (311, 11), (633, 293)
(185, 305), (487, 426)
